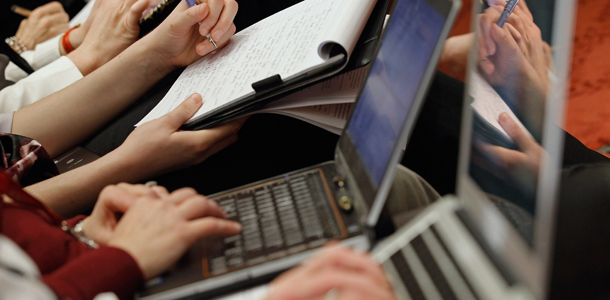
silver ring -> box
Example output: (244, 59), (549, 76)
(145, 181), (158, 187)
(206, 34), (218, 49)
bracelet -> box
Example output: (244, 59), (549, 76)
(61, 24), (81, 54)
(61, 220), (99, 249)
(5, 36), (27, 54)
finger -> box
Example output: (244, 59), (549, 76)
(34, 13), (69, 41)
(482, 144), (525, 171)
(498, 112), (535, 151)
(166, 187), (200, 205)
(124, 0), (141, 10)
(209, 1), (238, 41)
(480, 7), (502, 56)
(176, 194), (227, 220)
(116, 182), (162, 199)
(196, 22), (235, 55)
(99, 185), (140, 213)
(174, 117), (243, 156)
(298, 269), (393, 299)
(173, 1), (210, 34)
(506, 23), (525, 53)
(489, 21), (520, 55)
(33, 1), (65, 16)
(151, 186), (170, 197)
(161, 93), (204, 129)
(505, 10), (527, 41)
(187, 217), (242, 240)
(44, 11), (70, 27)
(517, 0), (533, 21)
(306, 247), (388, 286)
(198, 0), (224, 36)
(127, 0), (150, 28)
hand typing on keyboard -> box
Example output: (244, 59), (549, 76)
(265, 243), (397, 300)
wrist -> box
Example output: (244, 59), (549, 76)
(5, 36), (28, 54)
(137, 32), (179, 73)
(67, 47), (101, 76)
(68, 26), (87, 49)
(62, 25), (81, 55)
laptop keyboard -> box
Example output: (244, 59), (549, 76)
(389, 227), (479, 300)
(204, 169), (343, 277)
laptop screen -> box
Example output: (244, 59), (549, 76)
(346, 0), (449, 187)
(458, 0), (575, 296)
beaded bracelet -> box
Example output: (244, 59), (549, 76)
(5, 36), (27, 54)
(62, 220), (99, 249)
(61, 24), (81, 54)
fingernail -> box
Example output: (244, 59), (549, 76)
(232, 222), (242, 231)
(198, 43), (212, 55)
(498, 112), (509, 123)
(212, 29), (224, 41)
(201, 25), (211, 35)
(189, 93), (202, 105)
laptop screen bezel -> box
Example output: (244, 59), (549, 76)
(455, 0), (576, 297)
(335, 0), (461, 228)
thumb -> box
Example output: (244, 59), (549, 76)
(127, 0), (150, 30)
(171, 1), (210, 33)
(163, 93), (204, 129)
(498, 112), (532, 151)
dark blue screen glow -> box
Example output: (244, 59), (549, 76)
(347, 0), (445, 186)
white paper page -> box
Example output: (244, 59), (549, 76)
(264, 110), (343, 135)
(213, 284), (269, 300)
(264, 66), (366, 110)
(260, 103), (353, 135)
(136, 0), (375, 127)
(470, 72), (532, 139)
(69, 0), (95, 27)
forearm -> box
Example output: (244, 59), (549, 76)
(26, 149), (142, 217)
(12, 39), (174, 157)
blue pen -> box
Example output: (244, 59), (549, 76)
(185, 0), (218, 48)
(496, 0), (520, 28)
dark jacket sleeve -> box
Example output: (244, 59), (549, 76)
(42, 246), (144, 300)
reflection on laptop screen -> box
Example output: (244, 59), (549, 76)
(347, 0), (446, 186)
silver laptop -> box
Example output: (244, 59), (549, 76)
(373, 0), (576, 299)
(137, 0), (460, 298)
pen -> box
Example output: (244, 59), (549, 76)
(11, 5), (32, 17)
(496, 0), (519, 28)
(184, 0), (217, 49)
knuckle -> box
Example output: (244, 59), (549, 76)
(179, 187), (198, 195)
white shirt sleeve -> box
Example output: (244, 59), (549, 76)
(0, 112), (13, 133)
(0, 56), (83, 113)
(4, 34), (63, 82)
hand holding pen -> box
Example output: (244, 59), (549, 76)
(137, 0), (237, 69)
(11, 2), (70, 50)
(477, 0), (549, 100)
(184, 0), (237, 54)
(496, 0), (520, 28)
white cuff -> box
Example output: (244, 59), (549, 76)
(0, 56), (83, 113)
(5, 34), (63, 82)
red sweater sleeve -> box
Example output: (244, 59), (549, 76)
(42, 246), (144, 300)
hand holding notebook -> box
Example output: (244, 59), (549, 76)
(136, 0), (382, 129)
